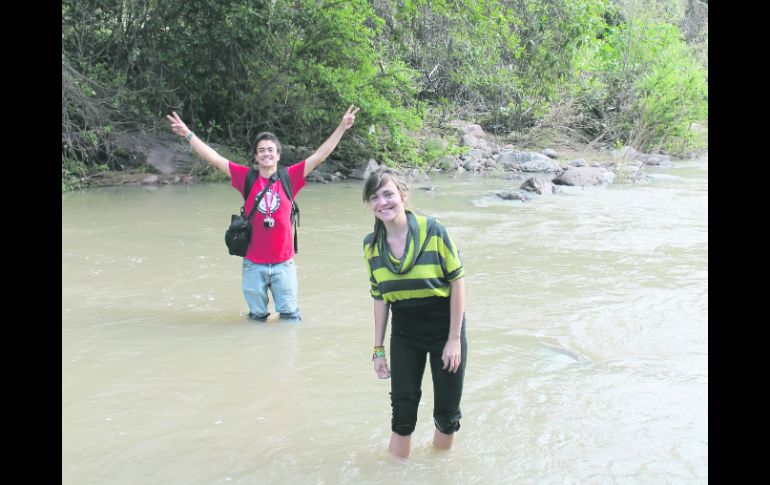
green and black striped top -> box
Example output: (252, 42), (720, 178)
(363, 211), (464, 303)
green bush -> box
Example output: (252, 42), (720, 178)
(571, 18), (708, 155)
(63, 0), (424, 172)
(62, 0), (706, 186)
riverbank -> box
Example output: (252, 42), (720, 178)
(70, 123), (685, 190)
(73, 145), (597, 188)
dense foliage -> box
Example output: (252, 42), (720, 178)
(62, 0), (707, 190)
(569, 1), (708, 154)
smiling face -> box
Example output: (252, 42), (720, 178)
(368, 179), (407, 223)
(255, 140), (280, 169)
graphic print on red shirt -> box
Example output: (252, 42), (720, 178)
(229, 160), (306, 263)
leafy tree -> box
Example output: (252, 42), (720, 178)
(62, 0), (423, 177)
(571, 17), (707, 154)
(62, 0), (707, 190)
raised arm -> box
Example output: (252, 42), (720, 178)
(166, 111), (231, 178)
(304, 105), (360, 177)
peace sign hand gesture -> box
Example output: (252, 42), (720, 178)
(340, 104), (360, 130)
(166, 111), (192, 139)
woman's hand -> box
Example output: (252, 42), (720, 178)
(441, 338), (462, 373)
(166, 111), (191, 139)
(373, 356), (391, 379)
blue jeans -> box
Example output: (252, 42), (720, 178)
(242, 258), (301, 321)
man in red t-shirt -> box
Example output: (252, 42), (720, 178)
(167, 105), (359, 321)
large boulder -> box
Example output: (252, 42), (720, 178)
(403, 168), (430, 183)
(463, 123), (487, 138)
(113, 132), (199, 175)
(349, 159), (380, 180)
(542, 148), (558, 159)
(496, 150), (552, 169)
(637, 153), (672, 166)
(461, 134), (480, 147)
(496, 190), (532, 202)
(552, 167), (612, 186)
(520, 177), (559, 195)
(517, 159), (562, 172)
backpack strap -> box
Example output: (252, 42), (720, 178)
(276, 167), (300, 253)
(242, 170), (277, 224)
(244, 168), (259, 201)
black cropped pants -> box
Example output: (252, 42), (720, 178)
(389, 297), (468, 436)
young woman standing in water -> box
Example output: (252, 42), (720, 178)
(362, 169), (468, 459)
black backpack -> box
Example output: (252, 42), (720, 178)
(243, 167), (301, 253)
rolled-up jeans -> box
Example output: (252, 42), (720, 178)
(242, 258), (301, 321)
(389, 296), (467, 436)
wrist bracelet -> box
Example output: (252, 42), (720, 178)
(372, 345), (386, 361)
(184, 131), (195, 142)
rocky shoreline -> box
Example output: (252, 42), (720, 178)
(80, 122), (690, 195)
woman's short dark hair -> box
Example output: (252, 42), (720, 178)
(363, 169), (410, 250)
(362, 168), (409, 203)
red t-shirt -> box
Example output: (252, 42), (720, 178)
(229, 161), (306, 263)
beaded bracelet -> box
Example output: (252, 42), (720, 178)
(372, 345), (386, 361)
